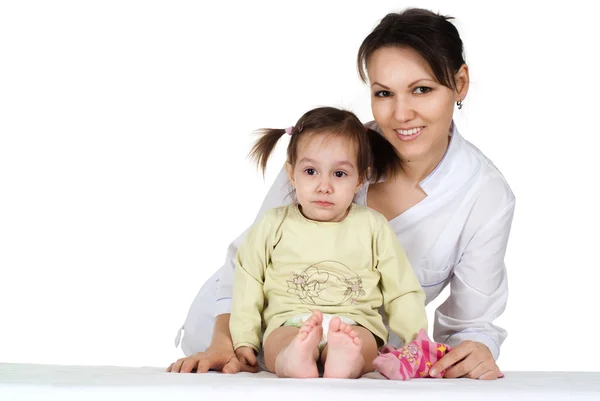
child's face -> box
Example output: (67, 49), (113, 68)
(286, 134), (362, 222)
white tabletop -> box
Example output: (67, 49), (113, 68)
(1, 363), (599, 401)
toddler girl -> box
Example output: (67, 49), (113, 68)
(230, 106), (427, 379)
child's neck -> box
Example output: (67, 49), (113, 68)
(298, 203), (353, 223)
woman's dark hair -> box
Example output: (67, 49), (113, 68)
(249, 106), (401, 182)
(357, 8), (466, 90)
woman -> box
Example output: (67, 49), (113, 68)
(169, 8), (514, 380)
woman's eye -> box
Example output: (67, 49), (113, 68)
(304, 168), (316, 175)
(414, 86), (432, 94)
(374, 90), (392, 98)
(334, 171), (347, 178)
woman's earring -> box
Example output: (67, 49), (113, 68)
(456, 100), (463, 110)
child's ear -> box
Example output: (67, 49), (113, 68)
(355, 180), (364, 194)
(285, 161), (296, 188)
(355, 170), (368, 193)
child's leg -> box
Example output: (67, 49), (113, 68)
(263, 310), (324, 378)
(320, 318), (378, 379)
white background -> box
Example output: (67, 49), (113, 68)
(1, 0), (599, 372)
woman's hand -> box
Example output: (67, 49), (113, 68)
(166, 313), (259, 374)
(166, 342), (259, 373)
(429, 341), (502, 380)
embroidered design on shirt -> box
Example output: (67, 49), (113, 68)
(287, 261), (365, 305)
(343, 278), (366, 304)
(286, 268), (329, 304)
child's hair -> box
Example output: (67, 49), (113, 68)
(249, 107), (401, 182)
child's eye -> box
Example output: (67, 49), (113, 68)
(374, 90), (392, 98)
(334, 171), (347, 178)
(304, 168), (316, 175)
(414, 86), (432, 94)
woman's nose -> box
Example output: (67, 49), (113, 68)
(393, 96), (416, 122)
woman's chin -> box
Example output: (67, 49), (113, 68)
(392, 144), (428, 162)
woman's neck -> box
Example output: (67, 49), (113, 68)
(400, 134), (450, 186)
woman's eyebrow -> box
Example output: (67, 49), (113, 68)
(371, 81), (390, 89)
(371, 78), (435, 88)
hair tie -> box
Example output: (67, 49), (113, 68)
(285, 126), (294, 135)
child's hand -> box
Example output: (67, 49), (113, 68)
(235, 346), (258, 372)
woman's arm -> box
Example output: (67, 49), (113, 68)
(211, 313), (234, 349)
(167, 314), (244, 373)
(430, 198), (515, 379)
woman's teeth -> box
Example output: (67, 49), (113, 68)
(396, 127), (423, 136)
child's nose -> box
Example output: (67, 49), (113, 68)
(317, 177), (332, 193)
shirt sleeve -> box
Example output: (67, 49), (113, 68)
(229, 211), (278, 352)
(376, 215), (428, 344)
(215, 165), (293, 317)
(433, 199), (515, 360)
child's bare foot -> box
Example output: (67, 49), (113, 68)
(323, 317), (363, 379)
(275, 310), (323, 378)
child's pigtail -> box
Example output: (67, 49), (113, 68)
(366, 128), (402, 182)
(249, 128), (287, 175)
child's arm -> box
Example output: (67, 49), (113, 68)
(230, 211), (277, 353)
(375, 216), (428, 344)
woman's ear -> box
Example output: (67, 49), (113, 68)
(285, 161), (296, 188)
(455, 64), (470, 103)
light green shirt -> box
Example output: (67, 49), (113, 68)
(230, 203), (427, 352)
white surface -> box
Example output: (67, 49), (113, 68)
(0, 363), (599, 401)
(1, 0), (600, 371)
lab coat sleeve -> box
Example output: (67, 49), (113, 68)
(433, 199), (515, 360)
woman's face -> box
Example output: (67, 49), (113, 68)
(367, 46), (468, 163)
